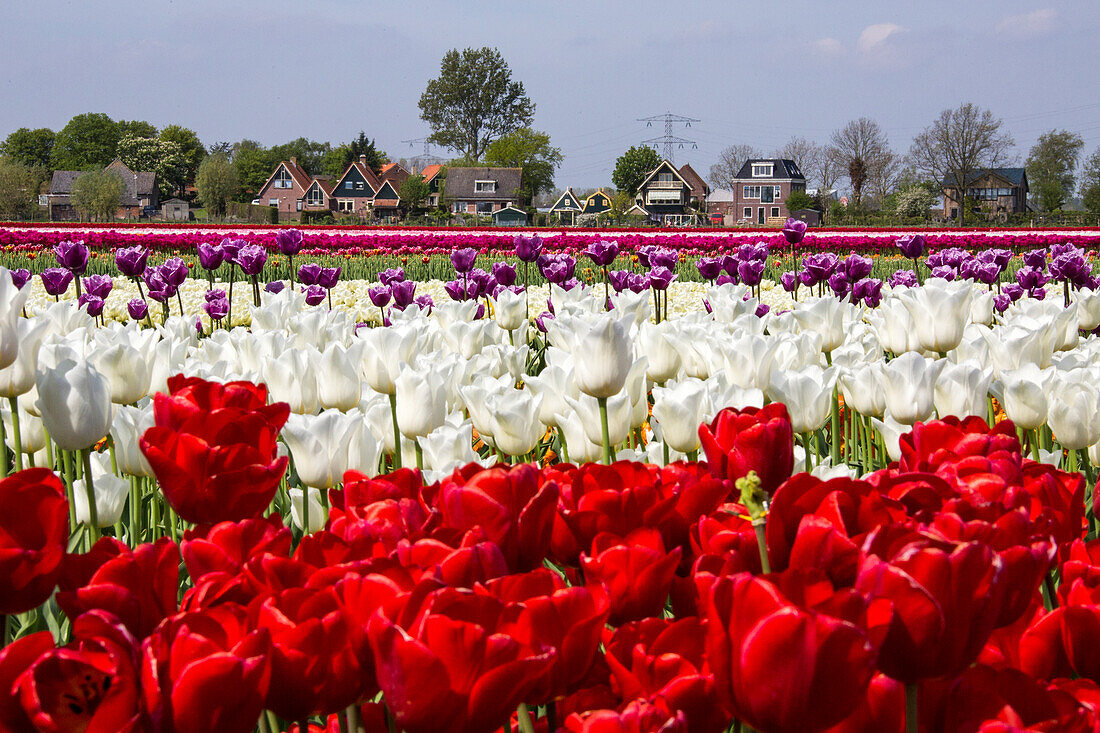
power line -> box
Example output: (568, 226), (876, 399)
(637, 111), (699, 162)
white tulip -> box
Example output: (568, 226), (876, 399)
(492, 289), (528, 331)
(934, 361), (993, 420)
(524, 363), (578, 429)
(702, 372), (764, 421)
(317, 343), (363, 412)
(993, 364), (1055, 431)
(345, 415), (384, 476)
(767, 365), (838, 434)
(839, 363), (886, 418)
(898, 278), (973, 353)
(637, 322), (682, 384)
(867, 299), (920, 355)
(488, 389), (544, 457)
(0, 318), (48, 398)
(1076, 290), (1100, 331)
(652, 379), (708, 453)
(110, 404), (155, 477)
(565, 391), (633, 447)
(0, 269), (31, 370)
(282, 409), (360, 488)
(870, 415), (910, 463)
(357, 324), (417, 395)
(73, 452), (130, 528)
(563, 315), (634, 399)
(1047, 376), (1100, 450)
(89, 342), (151, 405)
(419, 420), (487, 479)
(263, 349), (320, 414)
(395, 367), (448, 439)
(880, 352), (946, 426)
(791, 296), (857, 354)
(1, 398), (46, 453)
(554, 408), (604, 464)
(35, 350), (114, 451)
(289, 488), (327, 533)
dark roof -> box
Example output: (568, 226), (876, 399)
(444, 167), (523, 200)
(733, 159), (805, 181)
(942, 168), (1027, 188)
(49, 170), (83, 195)
(678, 163), (709, 198)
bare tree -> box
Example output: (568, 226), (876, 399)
(817, 145), (844, 197)
(830, 118), (889, 208)
(908, 103), (1015, 225)
(866, 150), (903, 208)
(708, 144), (760, 190)
(775, 136), (821, 186)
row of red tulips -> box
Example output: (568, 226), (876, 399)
(3, 227), (1100, 257)
(1, 377), (1099, 732)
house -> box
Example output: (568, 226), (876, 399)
(332, 155), (383, 217)
(371, 180), (402, 220)
(731, 159), (807, 225)
(493, 205), (528, 226)
(418, 164), (444, 208)
(677, 163), (710, 208)
(941, 168), (1029, 220)
(444, 167), (523, 216)
(46, 159), (158, 221)
(548, 188), (584, 224)
(790, 209), (822, 227)
(582, 189), (612, 215)
(301, 176), (336, 213)
(706, 188), (736, 220)
(256, 158), (313, 220)
(161, 198), (190, 221)
(380, 162), (411, 190)
(633, 160), (701, 225)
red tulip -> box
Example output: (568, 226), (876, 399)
(9, 611), (146, 732)
(367, 587), (554, 733)
(897, 416), (1022, 499)
(0, 468), (69, 614)
(699, 404), (793, 495)
(140, 376), (289, 524)
(703, 572), (878, 733)
(1020, 604), (1100, 684)
(855, 528), (1007, 683)
(581, 528), (681, 626)
(820, 674), (903, 733)
(563, 699), (688, 732)
(0, 631), (55, 733)
(57, 537), (180, 639)
(181, 514), (291, 581)
(931, 665), (1095, 732)
(1018, 461), (1086, 552)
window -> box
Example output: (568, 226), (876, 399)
(774, 186), (781, 197)
(296, 200), (302, 211)
(771, 207), (780, 218)
(474, 180), (496, 193)
(274, 168), (292, 189)
(356, 182), (364, 190)
(761, 187), (774, 204)
(306, 186), (324, 206)
(338, 200), (354, 212)
(744, 186), (761, 199)
(477, 201), (493, 214)
(752, 163), (773, 177)
(452, 201), (463, 213)
(743, 207), (752, 218)
(268, 198), (278, 207)
(345, 181), (353, 190)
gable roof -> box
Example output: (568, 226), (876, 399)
(418, 164), (443, 185)
(549, 188), (582, 211)
(49, 170), (84, 195)
(943, 168), (1027, 188)
(637, 160), (692, 191)
(707, 187), (735, 203)
(334, 160), (382, 194)
(372, 180), (401, 207)
(305, 177), (335, 196)
(258, 159), (312, 194)
(733, 159), (805, 181)
(104, 159), (157, 205)
(678, 163), (709, 198)
(444, 167), (523, 200)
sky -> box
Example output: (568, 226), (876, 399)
(3, 0), (1100, 189)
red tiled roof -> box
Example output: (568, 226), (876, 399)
(373, 198), (400, 208)
(419, 164), (442, 184)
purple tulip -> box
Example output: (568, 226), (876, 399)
(535, 311), (554, 333)
(721, 254), (739, 276)
(988, 249), (1014, 268)
(77, 294), (105, 317)
(780, 271), (799, 293)
(161, 257), (189, 288)
(235, 244), (267, 276)
(1050, 242), (1079, 259)
(115, 246), (149, 278)
(649, 266), (677, 291)
(264, 281), (286, 294)
(737, 259), (765, 287)
(703, 299), (712, 314)
(930, 266), (956, 281)
(584, 240), (619, 267)
(1016, 266), (1050, 291)
(127, 298), (148, 321)
(220, 237), (244, 264)
(696, 257), (723, 281)
(514, 235), (542, 263)
(303, 285), (327, 306)
(10, 268), (31, 290)
(541, 261), (570, 285)
(560, 277), (582, 292)
(828, 272), (850, 297)
(297, 263), (321, 286)
(975, 262), (1002, 285)
(318, 267), (341, 290)
(203, 291), (229, 320)
(716, 273), (738, 287)
(940, 248), (969, 268)
(40, 268), (74, 296)
(851, 278), (884, 307)
(1022, 249), (1047, 270)
(993, 294), (1012, 313)
(197, 243), (225, 271)
(444, 279), (467, 301)
(54, 240), (89, 274)
(842, 254), (873, 282)
(649, 249), (678, 270)
(379, 268), (406, 286)
(451, 247), (478, 274)
(391, 280), (416, 309)
(755, 303), (770, 318)
(1003, 283), (1025, 302)
(1030, 287), (1048, 301)
(491, 261), (517, 287)
(895, 235), (925, 259)
(737, 242), (769, 263)
(802, 253), (839, 283)
(144, 268), (173, 302)
(889, 270), (918, 288)
(83, 274), (113, 300)
(798, 269), (817, 288)
(414, 295), (434, 311)
(608, 270), (631, 293)
(368, 285), (392, 308)
(275, 229), (304, 256)
(467, 268), (493, 298)
(782, 218), (808, 245)
(627, 273), (650, 294)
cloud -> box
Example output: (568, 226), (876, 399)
(995, 8), (1057, 38)
(812, 38), (845, 57)
(857, 23), (905, 53)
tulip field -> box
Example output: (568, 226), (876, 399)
(4, 223), (1100, 731)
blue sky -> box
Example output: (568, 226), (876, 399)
(4, 0), (1100, 187)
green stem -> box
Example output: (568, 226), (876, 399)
(516, 703), (536, 733)
(802, 432), (812, 473)
(598, 396), (612, 465)
(301, 485), (310, 538)
(43, 427), (53, 473)
(753, 520), (771, 574)
(82, 449), (101, 543)
(7, 397), (22, 472)
(62, 450), (77, 532)
(414, 442), (423, 470)
(829, 385), (841, 465)
(388, 393), (402, 469)
(0, 411), (7, 479)
(905, 683), (918, 733)
(345, 704), (360, 733)
(663, 440), (670, 466)
(129, 476), (140, 547)
(558, 428), (569, 464)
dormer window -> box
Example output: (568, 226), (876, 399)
(751, 163), (773, 178)
(274, 167), (293, 189)
(475, 180), (497, 193)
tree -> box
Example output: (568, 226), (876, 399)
(484, 127), (563, 204)
(117, 120), (158, 139)
(1027, 129), (1084, 212)
(775, 137), (821, 186)
(159, 125), (206, 190)
(708, 144), (760, 190)
(0, 159), (45, 220)
(348, 132), (386, 173)
(908, 103), (1015, 225)
(231, 140), (273, 197)
(1081, 148), (1100, 214)
(866, 150), (903, 207)
(893, 183), (938, 219)
(830, 118), (890, 208)
(117, 135), (189, 199)
(784, 190), (815, 213)
(70, 169), (123, 221)
(612, 146), (661, 197)
(195, 153), (239, 219)
(52, 113), (119, 170)
(398, 174), (430, 213)
(268, 138), (330, 175)
(0, 128), (55, 169)
(419, 47), (535, 161)
(607, 190), (635, 222)
(207, 141), (233, 159)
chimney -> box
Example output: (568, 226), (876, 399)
(290, 157), (297, 166)
(359, 155), (367, 166)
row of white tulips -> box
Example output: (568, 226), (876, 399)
(4, 269), (1100, 536)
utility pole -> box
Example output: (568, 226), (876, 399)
(637, 112), (699, 163)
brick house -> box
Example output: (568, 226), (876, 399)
(444, 167), (523, 215)
(633, 159), (703, 225)
(46, 159), (158, 221)
(941, 168), (1029, 221)
(731, 159), (806, 224)
(301, 176), (336, 214)
(332, 155), (383, 218)
(380, 162), (411, 190)
(418, 164), (444, 208)
(677, 163), (710, 209)
(256, 158), (312, 220)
